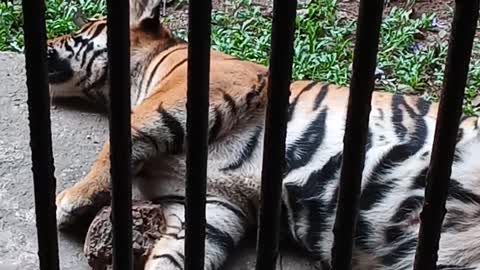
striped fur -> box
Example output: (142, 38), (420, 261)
(47, 0), (480, 269)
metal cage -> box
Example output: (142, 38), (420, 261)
(20, 0), (480, 269)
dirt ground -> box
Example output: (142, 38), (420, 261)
(161, 0), (456, 36)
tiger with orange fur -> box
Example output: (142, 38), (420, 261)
(47, 0), (480, 269)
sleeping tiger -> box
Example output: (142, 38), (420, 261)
(46, 0), (480, 269)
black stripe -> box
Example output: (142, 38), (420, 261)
(131, 61), (145, 104)
(359, 177), (396, 211)
(285, 152), (343, 254)
(403, 99), (428, 144)
(355, 213), (374, 250)
(411, 171), (480, 205)
(410, 167), (428, 189)
(89, 22), (106, 40)
(81, 66), (108, 104)
(154, 58), (188, 87)
(151, 254), (182, 269)
(132, 126), (159, 154)
(72, 35), (86, 48)
(245, 73), (268, 110)
(84, 48), (108, 81)
(287, 81), (318, 122)
(64, 41), (74, 58)
(206, 224), (235, 253)
(221, 91), (238, 115)
(208, 107), (223, 144)
(453, 149), (463, 163)
(152, 195), (185, 204)
(390, 195), (424, 223)
(391, 95), (407, 140)
(158, 108), (185, 154)
(416, 97), (431, 116)
(80, 42), (94, 68)
(304, 152), (343, 252)
(362, 96), (428, 210)
(365, 128), (373, 151)
(438, 264), (475, 270)
(221, 126), (262, 171)
(285, 108), (328, 174)
(134, 46), (169, 103)
(442, 209), (475, 233)
(384, 225), (405, 243)
(144, 46), (187, 92)
(448, 179), (480, 205)
(312, 84), (330, 111)
(378, 108), (384, 120)
(382, 237), (417, 266)
(175, 251), (185, 264)
(73, 36), (91, 60)
(206, 198), (247, 220)
(299, 152), (343, 198)
(456, 128), (464, 143)
(284, 183), (304, 245)
(360, 143), (420, 211)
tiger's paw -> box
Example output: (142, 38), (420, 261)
(56, 186), (109, 229)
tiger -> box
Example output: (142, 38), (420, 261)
(46, 0), (480, 269)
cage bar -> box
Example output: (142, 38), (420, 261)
(106, 0), (133, 269)
(254, 0), (297, 269)
(21, 0), (60, 269)
(184, 0), (212, 269)
(413, 1), (480, 269)
(330, 0), (384, 269)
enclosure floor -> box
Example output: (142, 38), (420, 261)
(0, 52), (317, 270)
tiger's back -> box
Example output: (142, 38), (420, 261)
(46, 0), (480, 269)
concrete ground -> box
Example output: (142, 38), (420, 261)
(0, 52), (317, 270)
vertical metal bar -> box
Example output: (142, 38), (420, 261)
(21, 0), (60, 269)
(106, 0), (133, 268)
(254, 0), (297, 269)
(413, 1), (480, 269)
(330, 0), (384, 269)
(184, 0), (212, 269)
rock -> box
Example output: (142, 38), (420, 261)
(472, 94), (480, 107)
(84, 201), (166, 270)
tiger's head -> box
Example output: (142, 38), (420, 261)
(46, 0), (178, 105)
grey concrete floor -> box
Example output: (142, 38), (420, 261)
(0, 52), (317, 270)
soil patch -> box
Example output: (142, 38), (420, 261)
(161, 0), (456, 33)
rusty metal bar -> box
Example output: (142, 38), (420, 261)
(106, 0), (133, 268)
(254, 0), (297, 269)
(413, 1), (480, 269)
(330, 0), (384, 269)
(21, 0), (60, 269)
(184, 0), (212, 268)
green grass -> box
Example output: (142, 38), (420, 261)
(0, 0), (106, 51)
(204, 0), (478, 115)
(1, 0), (479, 115)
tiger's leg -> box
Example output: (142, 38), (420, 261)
(55, 75), (266, 227)
(144, 195), (249, 270)
(55, 97), (198, 227)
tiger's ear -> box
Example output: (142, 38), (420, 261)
(129, 0), (162, 33)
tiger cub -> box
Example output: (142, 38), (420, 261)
(46, 0), (480, 269)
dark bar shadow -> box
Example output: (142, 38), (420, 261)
(52, 97), (108, 115)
